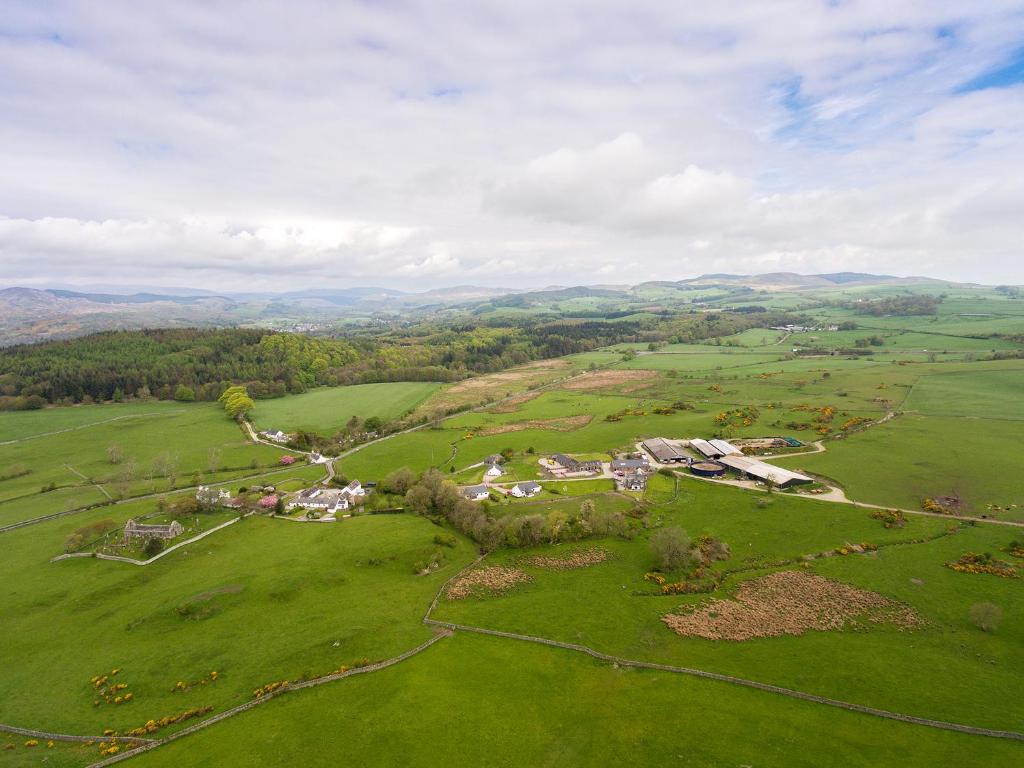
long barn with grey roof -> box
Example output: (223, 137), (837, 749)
(642, 438), (687, 463)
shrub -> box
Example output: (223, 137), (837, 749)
(650, 527), (693, 572)
(143, 538), (166, 558)
(433, 533), (457, 548)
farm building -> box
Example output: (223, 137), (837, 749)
(551, 453), (602, 474)
(309, 452), (330, 464)
(709, 439), (742, 456)
(509, 481), (542, 498)
(717, 455), (813, 488)
(642, 438), (687, 463)
(485, 465), (503, 478)
(483, 454), (504, 466)
(621, 472), (647, 491)
(689, 438), (742, 459)
(462, 485), (490, 501)
(611, 458), (651, 474)
(287, 481), (365, 515)
(341, 480), (366, 498)
(124, 519), (183, 544)
(689, 439), (717, 458)
(287, 487), (349, 514)
(261, 429), (288, 442)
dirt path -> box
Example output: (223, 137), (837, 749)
(675, 472), (1024, 528)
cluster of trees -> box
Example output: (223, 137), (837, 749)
(218, 386), (255, 421)
(1, 305), (814, 408)
(663, 310), (806, 344)
(649, 527), (731, 573)
(847, 295), (940, 316)
(400, 470), (635, 549)
(0, 328), (360, 404)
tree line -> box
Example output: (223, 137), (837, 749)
(0, 308), (807, 408)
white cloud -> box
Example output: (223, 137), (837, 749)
(0, 1), (1022, 289)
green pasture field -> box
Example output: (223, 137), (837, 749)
(250, 382), (443, 436)
(703, 327), (788, 347)
(0, 401), (194, 443)
(617, 351), (785, 372)
(0, 401), (317, 530)
(0, 507), (477, 737)
(776, 414), (1024, 518)
(436, 480), (1024, 731)
(126, 631), (1021, 768)
(901, 369), (1024, 419)
(0, 485), (110, 528)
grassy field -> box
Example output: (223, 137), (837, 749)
(251, 382), (442, 435)
(2, 292), (1023, 767)
(0, 402), (307, 528)
(0, 508), (477, 737)
(125, 632), (1023, 768)
(776, 414), (1024, 517)
(435, 479), (1024, 731)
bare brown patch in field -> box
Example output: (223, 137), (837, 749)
(476, 415), (592, 436)
(562, 369), (659, 391)
(661, 570), (921, 641)
(447, 360), (571, 394)
(415, 360), (574, 419)
(488, 391), (542, 413)
(446, 566), (532, 600)
(521, 548), (609, 570)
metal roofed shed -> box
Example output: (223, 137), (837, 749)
(709, 439), (742, 456)
(688, 438), (719, 459)
(716, 455), (813, 488)
(642, 438), (687, 463)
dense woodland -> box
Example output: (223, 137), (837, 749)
(0, 309), (803, 408)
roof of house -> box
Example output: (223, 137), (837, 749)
(463, 484), (489, 497)
(514, 481), (541, 492)
(484, 454), (504, 464)
(612, 458), (650, 470)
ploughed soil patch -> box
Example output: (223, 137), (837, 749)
(476, 415), (593, 436)
(520, 548), (609, 570)
(662, 570), (922, 641)
(446, 359), (570, 394)
(446, 566), (532, 600)
(562, 369), (658, 391)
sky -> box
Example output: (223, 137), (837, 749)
(1, 1), (1023, 292)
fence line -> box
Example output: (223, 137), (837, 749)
(423, 619), (1024, 742)
(84, 631), (451, 767)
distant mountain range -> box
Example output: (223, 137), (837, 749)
(0, 272), (986, 346)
